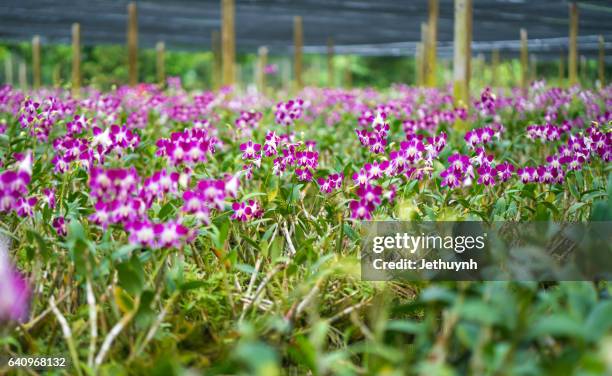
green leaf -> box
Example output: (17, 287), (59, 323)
(529, 314), (584, 339)
(116, 256), (145, 296)
(158, 202), (176, 221)
(567, 202), (586, 214)
(385, 320), (425, 334)
(585, 301), (612, 342)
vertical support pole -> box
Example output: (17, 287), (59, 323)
(72, 23), (81, 97)
(426, 0), (439, 87)
(598, 35), (605, 86)
(568, 2), (578, 86)
(221, 0), (235, 86)
(415, 43), (423, 86)
(420, 22), (429, 86)
(32, 35), (41, 89)
(257, 46), (268, 93)
(520, 28), (528, 95)
(453, 0), (470, 107)
(4, 54), (13, 85)
(293, 16), (303, 90)
(212, 30), (221, 90)
(127, 2), (138, 86)
(19, 61), (27, 89)
(466, 0), (473, 90)
(156, 41), (165, 86)
(327, 37), (334, 87)
(491, 49), (500, 87)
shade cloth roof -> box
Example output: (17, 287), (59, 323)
(0, 0), (611, 59)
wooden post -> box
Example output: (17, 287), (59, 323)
(568, 2), (578, 86)
(415, 42), (423, 86)
(453, 0), (471, 107)
(257, 46), (268, 93)
(491, 49), (500, 87)
(420, 22), (429, 86)
(426, 0), (439, 87)
(520, 28), (528, 95)
(327, 37), (334, 87)
(466, 0), (473, 90)
(4, 54), (13, 85)
(293, 16), (303, 90)
(212, 30), (221, 90)
(19, 61), (27, 89)
(221, 0), (235, 86)
(72, 23), (81, 97)
(156, 41), (165, 85)
(127, 2), (138, 86)
(32, 35), (41, 89)
(598, 35), (605, 86)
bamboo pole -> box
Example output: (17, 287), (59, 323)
(4, 54), (13, 85)
(19, 61), (27, 89)
(453, 0), (470, 107)
(420, 22), (429, 87)
(599, 35), (605, 86)
(156, 41), (165, 86)
(52, 64), (61, 88)
(466, 0), (473, 90)
(415, 42), (423, 86)
(327, 37), (334, 87)
(426, 0), (439, 87)
(127, 2), (138, 86)
(491, 49), (500, 87)
(32, 35), (41, 89)
(72, 23), (81, 97)
(293, 16), (303, 90)
(221, 0), (235, 86)
(520, 28), (528, 95)
(212, 30), (221, 90)
(568, 2), (578, 86)
(257, 46), (268, 93)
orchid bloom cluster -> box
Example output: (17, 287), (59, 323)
(240, 130), (323, 184)
(275, 99), (304, 126)
(402, 107), (467, 135)
(473, 87), (498, 117)
(355, 112), (389, 154)
(0, 152), (35, 216)
(52, 118), (140, 173)
(88, 166), (194, 249)
(0, 239), (30, 323)
(235, 110), (263, 133)
(182, 174), (239, 224)
(526, 123), (565, 142)
(155, 127), (220, 166)
(464, 125), (502, 149)
(19, 97), (71, 142)
(441, 120), (610, 189)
